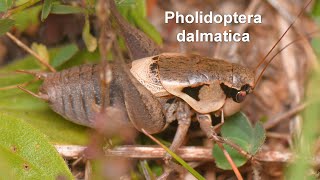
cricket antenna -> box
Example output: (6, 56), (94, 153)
(253, 0), (313, 89)
(17, 85), (49, 101)
(0, 70), (47, 91)
(255, 30), (319, 88)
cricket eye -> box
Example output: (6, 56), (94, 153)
(235, 91), (247, 103)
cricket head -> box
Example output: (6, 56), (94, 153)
(221, 64), (254, 103)
(219, 64), (254, 116)
(232, 64), (254, 101)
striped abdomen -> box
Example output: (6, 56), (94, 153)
(39, 64), (103, 127)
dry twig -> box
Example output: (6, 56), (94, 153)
(55, 145), (294, 163)
(264, 103), (306, 130)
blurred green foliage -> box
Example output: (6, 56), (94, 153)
(11, 5), (41, 31)
(0, 19), (15, 35)
(0, 113), (73, 179)
(285, 2), (320, 178)
(0, 0), (13, 12)
(116, 0), (163, 45)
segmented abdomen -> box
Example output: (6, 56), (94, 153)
(40, 64), (103, 127)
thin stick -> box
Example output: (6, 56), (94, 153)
(266, 132), (291, 140)
(54, 145), (298, 163)
(264, 103), (307, 130)
(105, 146), (293, 162)
(5, 32), (56, 72)
(216, 142), (243, 180)
(1, 0), (41, 18)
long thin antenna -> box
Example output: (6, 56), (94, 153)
(254, 30), (319, 88)
(254, 0), (313, 73)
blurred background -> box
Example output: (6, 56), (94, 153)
(0, 0), (320, 179)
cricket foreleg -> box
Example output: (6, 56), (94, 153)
(213, 109), (225, 132)
(197, 113), (216, 139)
(197, 109), (226, 141)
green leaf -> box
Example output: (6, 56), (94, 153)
(221, 112), (266, 154)
(116, 0), (163, 45)
(312, 0), (320, 16)
(0, 44), (99, 71)
(0, 18), (15, 36)
(0, 0), (13, 12)
(0, 1), (7, 12)
(134, 0), (146, 18)
(312, 36), (320, 56)
(82, 15), (97, 52)
(251, 122), (265, 154)
(131, 14), (163, 45)
(11, 5), (42, 32)
(15, 0), (30, 6)
(51, 43), (79, 67)
(212, 138), (248, 170)
(31, 43), (50, 69)
(41, 0), (53, 21)
(51, 4), (85, 14)
(0, 82), (90, 145)
(212, 112), (266, 170)
(115, 0), (135, 6)
(0, 113), (73, 179)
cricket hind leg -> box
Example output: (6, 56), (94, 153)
(109, 0), (160, 61)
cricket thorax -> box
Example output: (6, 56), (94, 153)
(130, 56), (170, 97)
(231, 64), (255, 91)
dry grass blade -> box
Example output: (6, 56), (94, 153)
(141, 129), (206, 180)
(264, 103), (307, 130)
